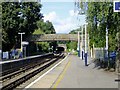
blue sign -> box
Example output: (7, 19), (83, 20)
(109, 51), (116, 58)
(114, 1), (120, 12)
(115, 2), (120, 10)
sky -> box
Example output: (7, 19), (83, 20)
(41, 0), (86, 34)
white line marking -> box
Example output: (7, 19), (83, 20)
(23, 53), (69, 90)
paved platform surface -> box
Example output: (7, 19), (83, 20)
(27, 54), (118, 88)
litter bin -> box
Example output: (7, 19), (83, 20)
(109, 51), (116, 69)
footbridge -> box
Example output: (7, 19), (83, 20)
(27, 34), (86, 42)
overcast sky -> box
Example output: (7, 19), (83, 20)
(41, 1), (86, 34)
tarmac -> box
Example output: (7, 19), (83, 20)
(25, 54), (119, 89)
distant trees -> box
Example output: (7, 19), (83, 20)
(2, 2), (43, 51)
(36, 20), (56, 34)
(32, 20), (57, 54)
(66, 29), (79, 51)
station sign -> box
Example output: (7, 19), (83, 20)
(114, 0), (120, 12)
(22, 41), (29, 45)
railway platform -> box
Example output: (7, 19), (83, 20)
(25, 54), (118, 89)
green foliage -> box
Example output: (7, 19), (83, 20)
(36, 42), (49, 53)
(33, 19), (56, 53)
(69, 28), (81, 34)
(86, 2), (120, 51)
(36, 20), (56, 34)
(2, 2), (43, 51)
(74, 1), (120, 70)
(66, 41), (77, 50)
(66, 28), (79, 51)
(33, 28), (44, 34)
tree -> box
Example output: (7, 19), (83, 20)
(36, 20), (55, 34)
(84, 2), (120, 51)
(32, 20), (57, 54)
(2, 2), (43, 51)
(75, 1), (120, 70)
(66, 28), (80, 51)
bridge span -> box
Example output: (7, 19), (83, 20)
(26, 34), (86, 42)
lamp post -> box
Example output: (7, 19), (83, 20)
(106, 26), (108, 59)
(77, 31), (80, 57)
(18, 32), (25, 54)
(85, 23), (88, 66)
(81, 25), (84, 60)
(105, 3), (112, 60)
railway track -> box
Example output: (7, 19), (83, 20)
(1, 53), (54, 76)
(1, 53), (65, 90)
(1, 56), (53, 82)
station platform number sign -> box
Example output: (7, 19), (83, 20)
(114, 0), (120, 12)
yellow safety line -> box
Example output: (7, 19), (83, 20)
(52, 59), (71, 89)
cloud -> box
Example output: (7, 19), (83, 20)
(54, 23), (77, 33)
(44, 11), (57, 22)
(43, 10), (85, 33)
(69, 10), (74, 16)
